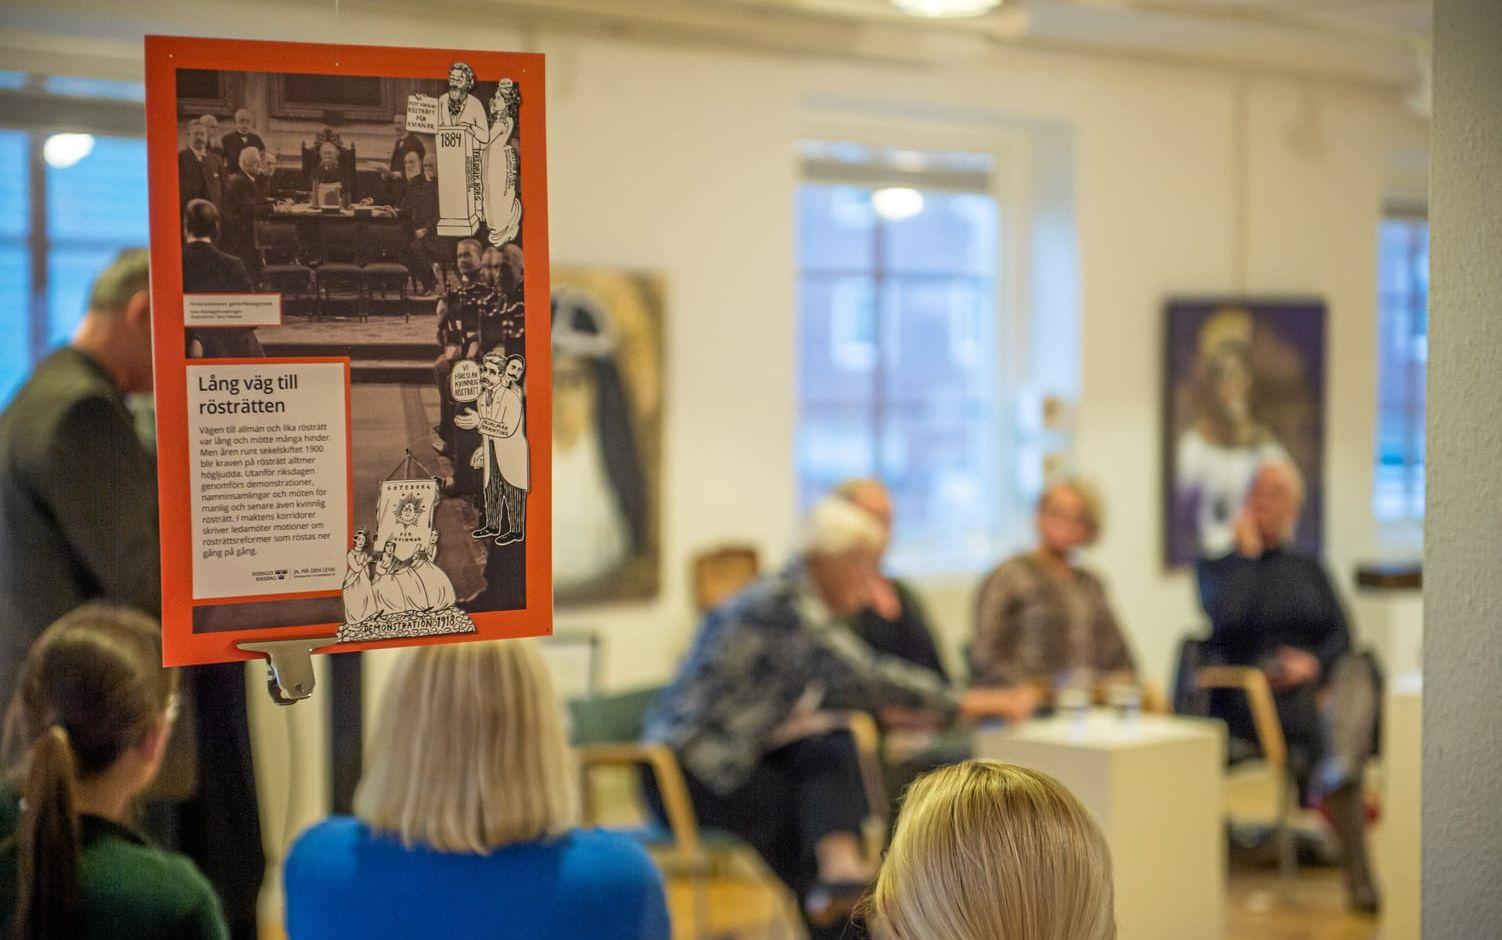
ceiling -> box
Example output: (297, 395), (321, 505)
(482, 0), (1430, 90)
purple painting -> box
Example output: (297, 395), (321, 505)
(1164, 298), (1325, 567)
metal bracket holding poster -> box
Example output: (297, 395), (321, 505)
(237, 638), (328, 705)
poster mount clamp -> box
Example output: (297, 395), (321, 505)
(236, 638), (331, 705)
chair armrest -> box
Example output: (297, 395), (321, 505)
(577, 742), (702, 861)
(1195, 666), (1287, 769)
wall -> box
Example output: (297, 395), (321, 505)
(1424, 0), (1502, 933)
(2, 0), (1425, 849)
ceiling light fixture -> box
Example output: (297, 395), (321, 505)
(891, 0), (1003, 18)
(872, 187), (925, 221)
(43, 133), (95, 169)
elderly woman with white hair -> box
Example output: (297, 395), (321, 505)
(642, 498), (1010, 937)
(1197, 457), (1380, 914)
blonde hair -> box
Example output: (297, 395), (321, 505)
(871, 760), (1115, 940)
(1039, 477), (1105, 545)
(353, 640), (579, 853)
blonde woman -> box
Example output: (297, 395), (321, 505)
(869, 760), (1115, 940)
(285, 641), (668, 940)
(969, 479), (1137, 720)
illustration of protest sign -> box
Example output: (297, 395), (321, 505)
(451, 359), (482, 402)
(146, 36), (552, 668)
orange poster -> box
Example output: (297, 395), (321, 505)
(145, 36), (551, 666)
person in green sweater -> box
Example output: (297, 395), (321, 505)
(0, 604), (228, 940)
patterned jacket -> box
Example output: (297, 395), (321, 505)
(643, 566), (957, 795)
(969, 552), (1136, 689)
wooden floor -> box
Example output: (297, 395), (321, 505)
(658, 857), (1380, 940)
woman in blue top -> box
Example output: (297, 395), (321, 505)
(285, 639), (670, 940)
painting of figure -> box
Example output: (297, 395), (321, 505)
(1165, 298), (1325, 566)
(551, 269), (664, 606)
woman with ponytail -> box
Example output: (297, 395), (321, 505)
(0, 603), (228, 939)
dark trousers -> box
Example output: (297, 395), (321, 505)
(145, 662), (264, 940)
(645, 732), (868, 936)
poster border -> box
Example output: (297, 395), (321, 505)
(146, 35), (553, 665)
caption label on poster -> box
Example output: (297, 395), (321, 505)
(187, 361), (349, 600)
(406, 93), (439, 133)
(184, 293), (282, 327)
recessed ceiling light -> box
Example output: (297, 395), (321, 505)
(891, 0), (1003, 18)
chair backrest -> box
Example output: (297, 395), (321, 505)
(568, 685), (664, 747)
(321, 221), (364, 264)
(690, 544), (759, 613)
(364, 220), (409, 263)
(255, 219), (303, 266)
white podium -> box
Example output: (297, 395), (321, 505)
(975, 711), (1226, 940)
(435, 123), (482, 236)
(1380, 671), (1421, 939)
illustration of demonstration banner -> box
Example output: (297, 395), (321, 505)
(145, 36), (551, 665)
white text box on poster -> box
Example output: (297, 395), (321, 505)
(184, 293), (282, 327)
(187, 361), (349, 600)
(406, 93), (439, 133)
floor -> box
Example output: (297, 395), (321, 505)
(654, 858), (1378, 940)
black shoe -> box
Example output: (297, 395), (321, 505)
(494, 532), (523, 546)
(471, 527), (498, 539)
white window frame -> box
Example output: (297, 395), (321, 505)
(795, 113), (1031, 577)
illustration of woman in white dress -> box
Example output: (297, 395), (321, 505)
(371, 538), (411, 615)
(482, 79), (521, 248)
(342, 529), (378, 624)
(409, 529), (457, 611)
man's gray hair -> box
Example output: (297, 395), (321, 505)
(87, 248), (150, 316)
(238, 145), (260, 171)
(1256, 455), (1307, 506)
(799, 496), (887, 558)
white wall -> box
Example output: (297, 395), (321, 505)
(1425, 0), (1502, 932)
(3, 0), (1425, 813)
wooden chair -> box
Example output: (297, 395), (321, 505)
(690, 545), (760, 614)
(361, 221), (412, 321)
(1194, 664), (1299, 884)
(255, 219), (316, 321)
(570, 686), (887, 938)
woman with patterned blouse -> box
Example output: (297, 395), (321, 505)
(969, 479), (1137, 720)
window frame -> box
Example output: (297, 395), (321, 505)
(795, 116), (1030, 577)
(1372, 201), (1428, 548)
(0, 75), (147, 399)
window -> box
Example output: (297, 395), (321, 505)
(0, 76), (148, 405)
(796, 142), (1004, 572)
(1373, 213), (1428, 524)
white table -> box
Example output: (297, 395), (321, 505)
(1380, 671), (1422, 940)
(975, 710), (1226, 940)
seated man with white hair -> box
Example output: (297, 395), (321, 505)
(642, 497), (1013, 937)
(1197, 457), (1381, 914)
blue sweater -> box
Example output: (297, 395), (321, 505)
(285, 818), (670, 940)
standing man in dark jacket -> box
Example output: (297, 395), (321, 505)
(178, 120), (222, 218)
(0, 250), (265, 940)
(0, 249), (159, 701)
(220, 108), (266, 175)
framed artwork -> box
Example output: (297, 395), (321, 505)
(1164, 297), (1325, 567)
(551, 268), (664, 607)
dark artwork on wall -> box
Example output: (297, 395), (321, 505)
(1164, 298), (1326, 567)
(551, 268), (665, 607)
